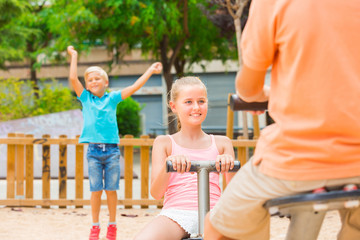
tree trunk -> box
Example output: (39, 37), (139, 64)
(30, 58), (39, 99)
(27, 41), (39, 99)
(159, 0), (189, 134)
(174, 57), (186, 79)
(160, 36), (177, 134)
(163, 71), (177, 134)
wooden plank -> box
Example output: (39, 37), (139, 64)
(42, 134), (51, 208)
(6, 133), (16, 199)
(15, 133), (25, 198)
(231, 139), (257, 147)
(59, 135), (67, 208)
(0, 138), (79, 145)
(0, 137), (257, 147)
(252, 114), (260, 140)
(124, 135), (134, 208)
(75, 136), (84, 208)
(0, 137), (155, 146)
(0, 198), (163, 207)
(25, 134), (34, 199)
(140, 135), (150, 208)
(237, 136), (248, 167)
(226, 93), (235, 139)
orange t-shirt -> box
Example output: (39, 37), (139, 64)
(242, 0), (360, 180)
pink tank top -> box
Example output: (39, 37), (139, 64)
(162, 135), (221, 210)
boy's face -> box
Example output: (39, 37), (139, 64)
(85, 71), (109, 98)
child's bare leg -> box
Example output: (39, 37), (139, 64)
(105, 190), (117, 222)
(134, 215), (189, 240)
(91, 191), (103, 223)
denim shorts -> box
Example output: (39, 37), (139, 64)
(87, 143), (121, 192)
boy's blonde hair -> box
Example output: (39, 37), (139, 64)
(84, 66), (109, 82)
(169, 76), (207, 130)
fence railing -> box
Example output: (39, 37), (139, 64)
(0, 133), (257, 208)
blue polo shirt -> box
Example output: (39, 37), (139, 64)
(78, 89), (123, 144)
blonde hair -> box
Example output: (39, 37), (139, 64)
(169, 76), (207, 130)
(84, 66), (109, 82)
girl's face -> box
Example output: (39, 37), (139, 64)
(170, 85), (208, 127)
(85, 71), (108, 98)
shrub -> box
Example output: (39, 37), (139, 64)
(116, 97), (143, 137)
(0, 78), (80, 121)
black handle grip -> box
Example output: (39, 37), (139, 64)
(229, 94), (268, 111)
(166, 160), (241, 173)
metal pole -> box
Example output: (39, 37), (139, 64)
(197, 168), (210, 236)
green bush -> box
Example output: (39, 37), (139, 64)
(0, 78), (80, 121)
(116, 97), (143, 137)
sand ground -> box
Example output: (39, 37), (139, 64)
(0, 207), (341, 240)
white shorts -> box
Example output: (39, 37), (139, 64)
(158, 208), (198, 235)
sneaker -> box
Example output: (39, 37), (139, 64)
(344, 184), (358, 191)
(89, 226), (100, 240)
(312, 187), (326, 194)
(106, 224), (117, 240)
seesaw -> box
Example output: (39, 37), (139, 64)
(166, 160), (241, 239)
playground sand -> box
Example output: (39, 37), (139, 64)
(0, 207), (341, 240)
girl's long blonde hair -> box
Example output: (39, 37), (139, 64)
(169, 76), (207, 131)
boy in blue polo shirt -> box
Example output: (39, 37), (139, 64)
(67, 46), (162, 240)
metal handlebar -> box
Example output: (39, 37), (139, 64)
(166, 160), (241, 173)
(229, 94), (268, 111)
(165, 160), (241, 237)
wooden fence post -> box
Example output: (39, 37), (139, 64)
(42, 134), (51, 208)
(252, 115), (260, 140)
(7, 133), (16, 199)
(237, 136), (248, 167)
(75, 136), (84, 208)
(124, 135), (134, 208)
(59, 135), (67, 208)
(140, 135), (150, 208)
(226, 93), (234, 140)
(15, 133), (25, 199)
(25, 134), (34, 200)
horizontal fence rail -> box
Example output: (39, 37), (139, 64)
(0, 133), (256, 208)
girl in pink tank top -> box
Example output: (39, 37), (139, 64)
(134, 77), (236, 239)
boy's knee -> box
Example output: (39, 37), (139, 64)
(105, 190), (117, 196)
(92, 190), (103, 196)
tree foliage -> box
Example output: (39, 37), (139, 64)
(0, 0), (29, 68)
(75, 0), (237, 133)
(2, 0), (238, 133)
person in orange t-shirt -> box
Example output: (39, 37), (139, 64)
(204, 0), (360, 239)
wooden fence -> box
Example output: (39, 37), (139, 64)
(0, 133), (257, 208)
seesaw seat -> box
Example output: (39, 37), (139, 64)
(264, 186), (360, 240)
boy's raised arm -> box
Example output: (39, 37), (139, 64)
(67, 46), (84, 97)
(121, 62), (162, 99)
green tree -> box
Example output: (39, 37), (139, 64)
(0, 0), (29, 67)
(72, 0), (237, 133)
(19, 0), (98, 96)
(0, 1), (98, 97)
(130, 0), (237, 133)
